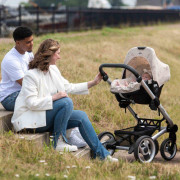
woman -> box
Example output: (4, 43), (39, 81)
(11, 39), (118, 162)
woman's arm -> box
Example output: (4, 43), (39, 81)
(87, 73), (102, 89)
(62, 72), (102, 94)
(23, 73), (53, 111)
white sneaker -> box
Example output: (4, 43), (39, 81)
(105, 155), (119, 162)
(56, 136), (78, 152)
(68, 134), (87, 148)
(66, 128), (87, 148)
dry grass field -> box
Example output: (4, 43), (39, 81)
(0, 23), (180, 179)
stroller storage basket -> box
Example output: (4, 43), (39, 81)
(115, 125), (157, 137)
(114, 125), (157, 147)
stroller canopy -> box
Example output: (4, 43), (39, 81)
(123, 47), (170, 87)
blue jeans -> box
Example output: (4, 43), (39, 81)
(35, 97), (110, 160)
(1, 91), (20, 111)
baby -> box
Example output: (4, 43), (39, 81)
(142, 72), (151, 81)
(115, 70), (152, 87)
(111, 69), (152, 93)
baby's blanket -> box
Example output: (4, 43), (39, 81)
(110, 79), (141, 94)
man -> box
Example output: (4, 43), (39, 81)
(0, 26), (34, 111)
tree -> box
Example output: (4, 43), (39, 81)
(29, 0), (62, 7)
(109, 0), (125, 7)
(29, 0), (125, 8)
(61, 0), (88, 7)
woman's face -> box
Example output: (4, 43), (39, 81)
(50, 48), (60, 65)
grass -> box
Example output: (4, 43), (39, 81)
(1, 23), (180, 179)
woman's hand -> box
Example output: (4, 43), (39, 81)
(94, 72), (103, 85)
(52, 91), (68, 101)
(88, 72), (103, 89)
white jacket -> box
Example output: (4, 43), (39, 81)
(11, 65), (89, 132)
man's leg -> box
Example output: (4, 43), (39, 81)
(1, 91), (20, 111)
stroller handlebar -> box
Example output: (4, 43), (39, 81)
(99, 63), (142, 82)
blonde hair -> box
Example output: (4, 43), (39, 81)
(29, 39), (60, 71)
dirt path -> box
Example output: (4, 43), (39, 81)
(114, 150), (180, 165)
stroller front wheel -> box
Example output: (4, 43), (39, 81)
(160, 138), (177, 161)
(134, 135), (156, 163)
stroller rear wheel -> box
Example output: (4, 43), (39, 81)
(134, 135), (156, 163)
(160, 138), (177, 161)
(90, 131), (116, 159)
(98, 131), (116, 156)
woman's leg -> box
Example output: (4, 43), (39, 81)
(67, 110), (110, 160)
(35, 97), (73, 148)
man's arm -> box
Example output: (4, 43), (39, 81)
(16, 78), (23, 86)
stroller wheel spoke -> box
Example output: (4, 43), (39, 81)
(139, 146), (145, 155)
(144, 140), (150, 147)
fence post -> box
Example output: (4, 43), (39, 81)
(18, 5), (22, 26)
(52, 6), (55, 33)
(66, 6), (69, 32)
(79, 6), (81, 30)
(36, 6), (39, 35)
(0, 7), (2, 36)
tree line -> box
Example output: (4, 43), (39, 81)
(21, 0), (125, 8)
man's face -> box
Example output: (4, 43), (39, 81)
(16, 35), (34, 53)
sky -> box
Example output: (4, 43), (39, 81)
(122, 0), (137, 6)
(1, 0), (137, 7)
(1, 0), (28, 7)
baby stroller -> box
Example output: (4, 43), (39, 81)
(96, 47), (178, 163)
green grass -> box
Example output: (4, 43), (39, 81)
(1, 23), (180, 179)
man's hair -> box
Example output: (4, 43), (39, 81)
(13, 26), (33, 41)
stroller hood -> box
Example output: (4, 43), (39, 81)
(123, 47), (170, 87)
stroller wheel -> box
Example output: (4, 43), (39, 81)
(134, 135), (156, 163)
(98, 131), (116, 156)
(160, 138), (177, 161)
(90, 131), (115, 159)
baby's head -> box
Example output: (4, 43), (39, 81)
(142, 72), (151, 80)
(142, 69), (152, 81)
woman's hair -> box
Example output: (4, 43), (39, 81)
(29, 39), (60, 71)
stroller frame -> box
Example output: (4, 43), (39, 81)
(97, 63), (178, 163)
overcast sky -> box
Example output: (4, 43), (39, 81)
(1, 0), (137, 7)
(1, 0), (28, 7)
(122, 0), (137, 6)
